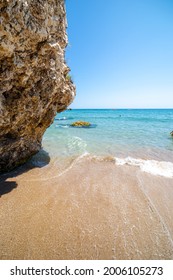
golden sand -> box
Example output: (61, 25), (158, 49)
(0, 156), (173, 259)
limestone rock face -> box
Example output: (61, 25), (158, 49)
(0, 0), (75, 172)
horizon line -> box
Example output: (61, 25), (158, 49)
(67, 108), (173, 110)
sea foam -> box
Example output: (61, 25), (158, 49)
(115, 156), (173, 178)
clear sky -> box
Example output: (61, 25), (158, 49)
(65, 0), (173, 109)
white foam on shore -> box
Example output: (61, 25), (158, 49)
(115, 156), (173, 178)
(52, 152), (89, 178)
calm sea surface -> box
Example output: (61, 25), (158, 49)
(42, 109), (173, 163)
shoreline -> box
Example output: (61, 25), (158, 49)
(0, 155), (173, 260)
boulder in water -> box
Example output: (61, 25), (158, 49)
(70, 121), (91, 127)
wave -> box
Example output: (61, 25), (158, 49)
(76, 153), (173, 178)
(25, 152), (90, 182)
(28, 152), (173, 181)
(115, 156), (173, 178)
(49, 152), (90, 179)
(67, 136), (87, 153)
(55, 124), (97, 129)
(55, 124), (69, 128)
(75, 154), (173, 179)
(55, 117), (73, 121)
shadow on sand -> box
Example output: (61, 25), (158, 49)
(0, 149), (50, 197)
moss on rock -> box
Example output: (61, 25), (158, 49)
(70, 121), (91, 127)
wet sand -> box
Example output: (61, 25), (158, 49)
(0, 156), (173, 259)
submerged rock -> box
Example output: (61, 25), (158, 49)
(71, 121), (91, 127)
(0, 0), (75, 172)
(171, 131), (173, 137)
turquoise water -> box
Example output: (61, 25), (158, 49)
(42, 109), (173, 162)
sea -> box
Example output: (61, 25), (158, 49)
(34, 108), (173, 178)
(1, 109), (173, 259)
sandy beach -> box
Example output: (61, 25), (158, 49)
(0, 155), (173, 260)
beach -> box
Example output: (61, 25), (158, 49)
(0, 154), (173, 259)
(0, 109), (173, 259)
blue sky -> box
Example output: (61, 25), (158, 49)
(65, 0), (173, 108)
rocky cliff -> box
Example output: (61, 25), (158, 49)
(0, 0), (75, 172)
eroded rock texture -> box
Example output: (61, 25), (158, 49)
(0, 0), (75, 172)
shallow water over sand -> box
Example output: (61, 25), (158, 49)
(1, 109), (173, 259)
(43, 109), (173, 163)
(0, 155), (173, 259)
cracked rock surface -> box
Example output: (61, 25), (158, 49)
(0, 0), (75, 172)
